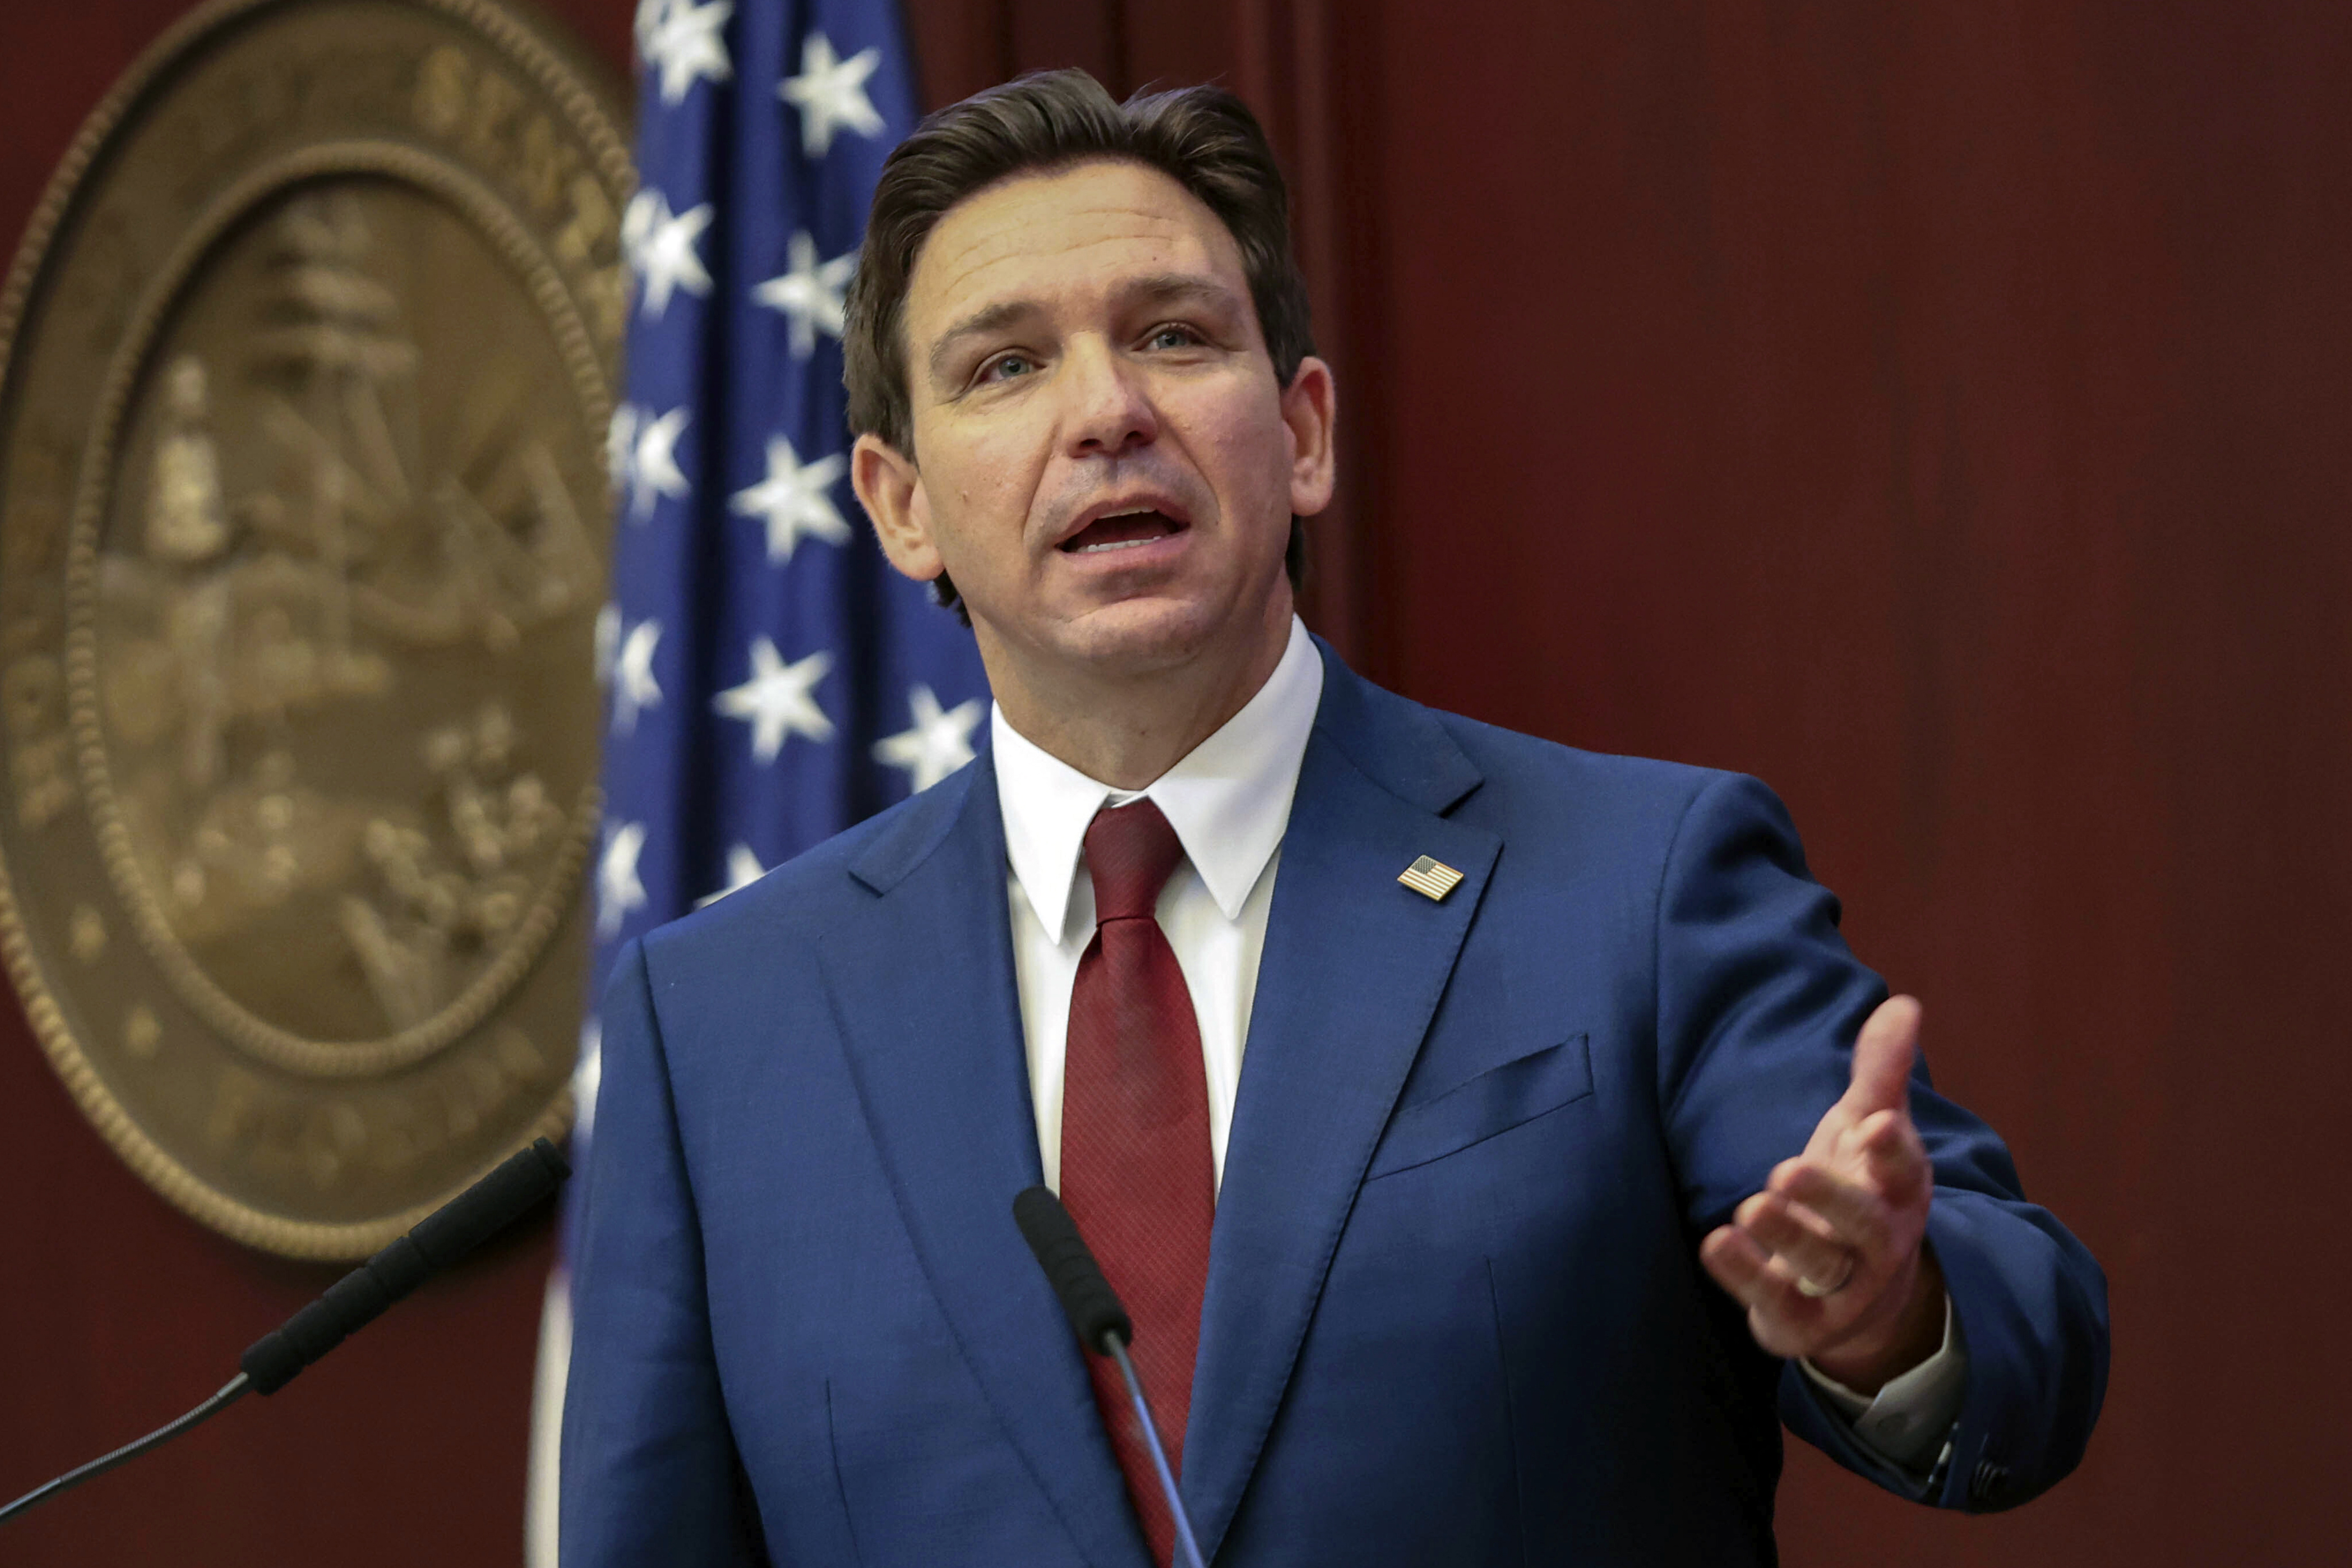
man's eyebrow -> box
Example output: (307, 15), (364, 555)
(1112, 272), (1245, 316)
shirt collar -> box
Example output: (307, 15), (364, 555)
(993, 615), (1323, 942)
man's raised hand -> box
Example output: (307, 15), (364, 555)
(1697, 995), (1947, 1392)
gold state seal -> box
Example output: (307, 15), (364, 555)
(0, 0), (631, 1257)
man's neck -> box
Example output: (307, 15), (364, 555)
(981, 596), (1294, 790)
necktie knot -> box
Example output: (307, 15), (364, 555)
(1083, 799), (1184, 923)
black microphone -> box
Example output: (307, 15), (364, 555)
(1013, 1186), (1208, 1568)
(0, 1137), (569, 1528)
(240, 1136), (569, 1393)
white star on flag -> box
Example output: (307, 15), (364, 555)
(728, 436), (850, 562)
(597, 820), (648, 938)
(874, 684), (984, 792)
(642, 0), (732, 105)
(622, 189), (715, 318)
(612, 617), (664, 734)
(712, 638), (834, 762)
(695, 843), (768, 908)
(607, 403), (639, 501)
(779, 31), (885, 157)
(629, 405), (692, 519)
(751, 231), (856, 358)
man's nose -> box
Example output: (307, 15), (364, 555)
(1060, 338), (1157, 456)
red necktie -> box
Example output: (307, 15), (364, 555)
(1059, 799), (1214, 1566)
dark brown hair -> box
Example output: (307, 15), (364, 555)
(843, 69), (1314, 610)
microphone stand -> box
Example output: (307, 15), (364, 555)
(1104, 1333), (1208, 1568)
(1013, 1184), (1209, 1568)
(0, 1376), (249, 1524)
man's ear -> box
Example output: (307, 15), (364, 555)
(1281, 355), (1338, 517)
(852, 432), (943, 584)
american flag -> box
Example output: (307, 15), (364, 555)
(527, 2), (984, 1554)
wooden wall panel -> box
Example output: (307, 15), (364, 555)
(899, 0), (1015, 107)
(1355, 1), (2347, 1562)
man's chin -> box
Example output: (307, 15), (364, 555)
(984, 594), (1238, 679)
(1058, 599), (1225, 672)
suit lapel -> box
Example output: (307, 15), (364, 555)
(1181, 653), (1501, 1559)
(819, 753), (1147, 1568)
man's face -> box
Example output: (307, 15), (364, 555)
(855, 159), (1333, 686)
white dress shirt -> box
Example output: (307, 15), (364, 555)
(995, 616), (1323, 1195)
(989, 613), (1964, 1472)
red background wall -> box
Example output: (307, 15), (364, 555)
(4, 0), (2346, 1562)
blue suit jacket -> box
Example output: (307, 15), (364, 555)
(561, 645), (2107, 1566)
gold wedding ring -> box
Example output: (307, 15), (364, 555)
(1795, 1255), (1856, 1298)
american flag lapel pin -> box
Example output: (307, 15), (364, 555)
(1397, 855), (1464, 902)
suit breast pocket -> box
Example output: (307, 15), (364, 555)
(1365, 1034), (1595, 1181)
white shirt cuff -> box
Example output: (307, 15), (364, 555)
(1799, 1294), (1968, 1473)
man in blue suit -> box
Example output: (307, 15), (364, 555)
(562, 71), (2107, 1566)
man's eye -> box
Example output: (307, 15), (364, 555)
(981, 354), (1033, 382)
(1147, 325), (1199, 351)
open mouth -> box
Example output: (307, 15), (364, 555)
(1058, 505), (1189, 554)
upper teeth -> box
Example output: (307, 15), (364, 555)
(1067, 505), (1168, 551)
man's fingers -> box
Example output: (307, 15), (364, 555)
(1699, 1224), (1792, 1306)
(1703, 996), (1939, 1369)
(1733, 1190), (1853, 1291)
(1768, 1159), (1896, 1259)
(1841, 995), (1922, 1119)
(1699, 1224), (1821, 1357)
